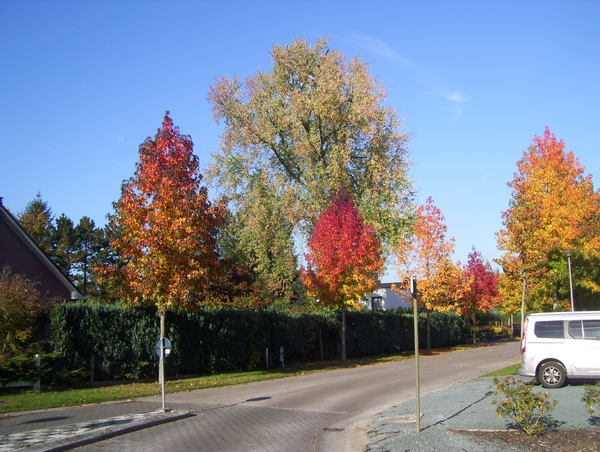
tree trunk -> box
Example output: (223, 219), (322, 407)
(341, 309), (346, 361)
(426, 309), (431, 351)
(472, 313), (477, 344)
(159, 312), (165, 384)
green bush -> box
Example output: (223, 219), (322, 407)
(0, 354), (40, 386)
(0, 353), (88, 389)
(582, 381), (600, 416)
(492, 375), (558, 435)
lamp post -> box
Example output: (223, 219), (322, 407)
(563, 249), (575, 312)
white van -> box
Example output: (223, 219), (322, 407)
(518, 311), (600, 388)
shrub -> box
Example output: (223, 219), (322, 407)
(0, 266), (48, 360)
(492, 375), (558, 435)
(582, 381), (600, 416)
(0, 353), (88, 389)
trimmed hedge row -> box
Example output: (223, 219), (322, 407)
(50, 303), (471, 381)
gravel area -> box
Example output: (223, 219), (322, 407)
(366, 377), (599, 452)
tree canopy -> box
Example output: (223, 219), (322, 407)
(301, 188), (383, 310)
(496, 128), (600, 311)
(396, 197), (458, 311)
(301, 188), (383, 359)
(97, 112), (225, 312)
(207, 37), (415, 258)
(0, 266), (47, 359)
(17, 192), (54, 254)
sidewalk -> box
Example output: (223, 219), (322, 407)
(0, 399), (189, 452)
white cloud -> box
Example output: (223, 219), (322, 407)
(348, 34), (420, 72)
(429, 90), (469, 117)
(346, 33), (469, 118)
(446, 92), (468, 104)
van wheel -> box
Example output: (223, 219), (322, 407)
(537, 361), (567, 388)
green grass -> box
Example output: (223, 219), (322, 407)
(481, 363), (520, 377)
(0, 354), (414, 414)
(0, 344), (489, 414)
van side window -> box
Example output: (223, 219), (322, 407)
(534, 321), (564, 338)
(583, 321), (600, 340)
(569, 321), (583, 339)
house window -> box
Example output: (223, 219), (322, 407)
(371, 296), (383, 311)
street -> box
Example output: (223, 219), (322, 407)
(72, 341), (520, 452)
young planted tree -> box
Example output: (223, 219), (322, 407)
(301, 188), (384, 360)
(97, 112), (225, 315)
(496, 128), (600, 311)
(455, 248), (501, 343)
(396, 197), (458, 309)
(207, 37), (415, 274)
(396, 197), (459, 348)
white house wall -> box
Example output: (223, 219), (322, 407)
(366, 283), (412, 310)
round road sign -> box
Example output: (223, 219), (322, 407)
(155, 337), (172, 358)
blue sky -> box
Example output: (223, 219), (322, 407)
(1, 0), (598, 280)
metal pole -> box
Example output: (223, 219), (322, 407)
(161, 338), (166, 411)
(412, 276), (420, 433)
(563, 250), (575, 312)
(520, 277), (526, 339)
(568, 255), (575, 312)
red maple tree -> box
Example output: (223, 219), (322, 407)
(301, 188), (384, 360)
(454, 247), (501, 342)
(97, 112), (225, 313)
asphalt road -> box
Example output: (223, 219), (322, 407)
(71, 341), (521, 452)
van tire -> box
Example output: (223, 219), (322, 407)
(537, 361), (567, 388)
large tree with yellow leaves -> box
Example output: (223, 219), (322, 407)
(496, 128), (600, 311)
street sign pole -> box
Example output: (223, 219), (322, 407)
(156, 314), (172, 413)
(160, 337), (166, 411)
(155, 336), (172, 412)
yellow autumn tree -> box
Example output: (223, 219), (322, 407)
(496, 128), (600, 312)
(396, 197), (458, 312)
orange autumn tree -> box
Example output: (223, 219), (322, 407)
(396, 197), (458, 310)
(396, 197), (459, 348)
(496, 128), (600, 311)
(98, 112), (225, 317)
(301, 188), (384, 360)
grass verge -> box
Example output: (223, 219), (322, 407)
(481, 363), (520, 377)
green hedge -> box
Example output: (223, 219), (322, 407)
(48, 303), (471, 381)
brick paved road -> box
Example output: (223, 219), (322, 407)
(69, 342), (520, 452)
(72, 401), (344, 452)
